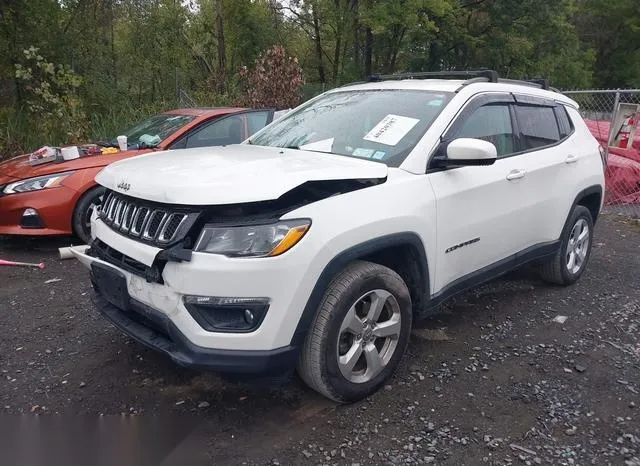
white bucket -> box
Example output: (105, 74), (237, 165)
(61, 146), (80, 161)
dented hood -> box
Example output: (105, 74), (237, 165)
(96, 144), (388, 205)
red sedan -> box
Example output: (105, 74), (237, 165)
(0, 107), (274, 243)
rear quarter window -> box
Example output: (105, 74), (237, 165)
(515, 105), (561, 150)
(554, 105), (574, 138)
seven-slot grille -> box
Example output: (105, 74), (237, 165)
(99, 191), (190, 244)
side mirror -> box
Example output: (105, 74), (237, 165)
(440, 138), (497, 167)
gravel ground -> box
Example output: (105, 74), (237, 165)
(1, 213), (639, 466)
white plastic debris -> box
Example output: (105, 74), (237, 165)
(59, 245), (89, 260)
(509, 444), (537, 456)
(44, 278), (61, 284)
(552, 315), (568, 324)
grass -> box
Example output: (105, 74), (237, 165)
(0, 101), (178, 161)
(84, 102), (177, 142)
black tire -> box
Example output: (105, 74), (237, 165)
(72, 186), (106, 244)
(297, 261), (412, 403)
(538, 205), (594, 285)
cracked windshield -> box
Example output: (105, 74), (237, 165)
(250, 90), (452, 166)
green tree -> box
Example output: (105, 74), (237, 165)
(0, 0), (64, 103)
(578, 0), (640, 87)
(4, 0), (640, 159)
(462, 0), (595, 88)
(15, 46), (87, 143)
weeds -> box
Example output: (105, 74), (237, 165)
(0, 102), (178, 161)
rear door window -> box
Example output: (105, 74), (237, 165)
(515, 105), (561, 150)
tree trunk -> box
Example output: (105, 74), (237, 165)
(332, 0), (345, 83)
(341, 34), (348, 76)
(109, 0), (117, 87)
(383, 25), (403, 73)
(364, 26), (373, 77)
(427, 42), (441, 71)
(352, 0), (360, 74)
(333, 34), (342, 82)
(215, 0), (227, 93)
(9, 2), (22, 103)
(389, 28), (406, 72)
(312, 4), (326, 83)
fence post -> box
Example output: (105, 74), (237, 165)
(609, 89), (621, 144)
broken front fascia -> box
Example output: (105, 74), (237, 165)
(91, 177), (388, 283)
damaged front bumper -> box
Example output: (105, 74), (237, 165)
(89, 278), (298, 373)
(69, 217), (320, 373)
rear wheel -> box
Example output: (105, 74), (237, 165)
(538, 205), (593, 285)
(72, 186), (106, 244)
(297, 261), (412, 403)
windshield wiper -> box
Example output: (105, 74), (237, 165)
(284, 145), (300, 150)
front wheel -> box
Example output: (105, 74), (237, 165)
(72, 186), (106, 244)
(538, 205), (594, 285)
(297, 261), (412, 403)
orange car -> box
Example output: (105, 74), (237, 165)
(0, 107), (274, 243)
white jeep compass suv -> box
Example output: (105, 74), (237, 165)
(72, 71), (606, 402)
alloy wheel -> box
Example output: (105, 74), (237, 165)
(566, 218), (590, 274)
(336, 289), (402, 384)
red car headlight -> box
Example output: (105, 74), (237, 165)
(2, 171), (74, 194)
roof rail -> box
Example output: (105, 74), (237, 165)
(337, 80), (366, 88)
(499, 78), (550, 90)
(367, 70), (499, 83)
(348, 70), (556, 93)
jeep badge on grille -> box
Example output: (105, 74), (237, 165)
(117, 181), (130, 191)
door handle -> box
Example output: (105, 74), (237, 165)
(506, 169), (526, 181)
(565, 154), (578, 164)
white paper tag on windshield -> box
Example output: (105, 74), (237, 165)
(363, 114), (420, 146)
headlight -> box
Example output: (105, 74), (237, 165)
(3, 171), (74, 194)
(195, 219), (311, 257)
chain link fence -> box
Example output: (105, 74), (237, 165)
(177, 88), (198, 107)
(564, 90), (640, 218)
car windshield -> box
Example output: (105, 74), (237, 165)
(112, 113), (196, 148)
(249, 89), (452, 166)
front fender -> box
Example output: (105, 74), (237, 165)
(289, 232), (430, 347)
